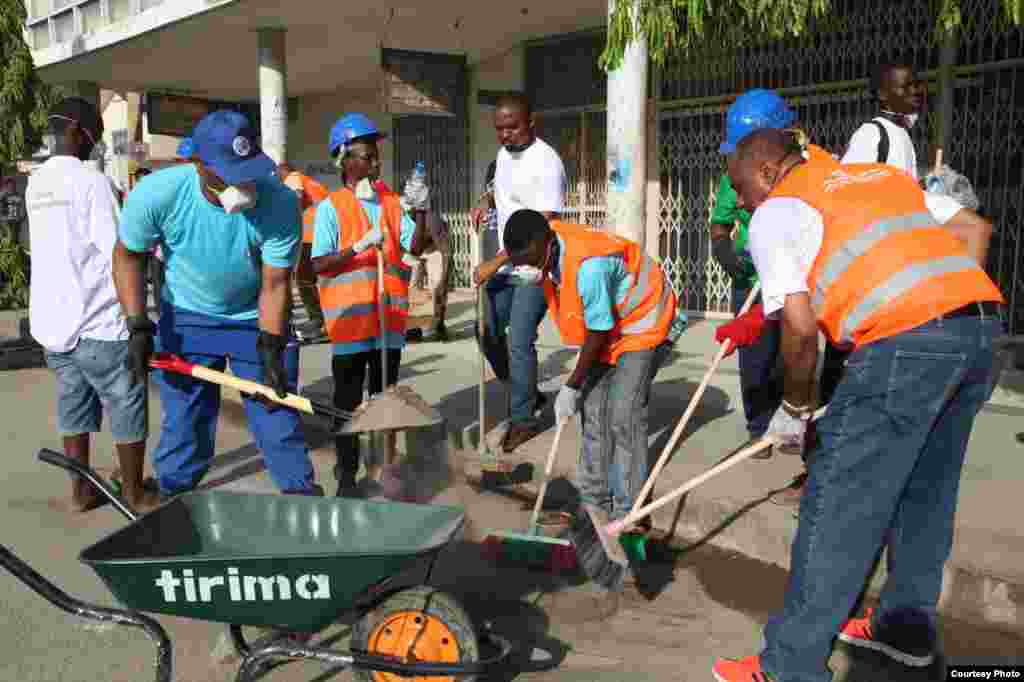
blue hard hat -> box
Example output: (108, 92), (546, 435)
(328, 113), (386, 156)
(176, 137), (195, 159)
(719, 89), (796, 155)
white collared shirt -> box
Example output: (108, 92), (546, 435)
(26, 156), (128, 352)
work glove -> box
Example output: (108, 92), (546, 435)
(247, 331), (289, 414)
(555, 384), (581, 423)
(765, 400), (811, 456)
(714, 304), (766, 357)
(353, 225), (384, 254)
(125, 315), (156, 385)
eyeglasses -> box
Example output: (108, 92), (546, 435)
(49, 115), (98, 147)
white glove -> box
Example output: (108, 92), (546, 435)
(353, 226), (384, 254)
(765, 402), (809, 455)
(555, 384), (581, 423)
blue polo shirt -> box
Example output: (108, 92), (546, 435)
(119, 164), (300, 320)
(550, 235), (634, 331)
(312, 195), (416, 356)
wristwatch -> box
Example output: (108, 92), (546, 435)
(782, 399), (813, 421)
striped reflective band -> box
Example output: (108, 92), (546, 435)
(812, 212), (935, 308)
(838, 255), (979, 343)
(619, 255), (656, 318)
(621, 283), (672, 336)
(318, 265), (411, 289)
(323, 297), (409, 322)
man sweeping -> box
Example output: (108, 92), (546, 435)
(112, 109), (318, 499)
(712, 129), (1001, 681)
(502, 209), (677, 616)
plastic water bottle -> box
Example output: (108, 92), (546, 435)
(403, 161), (427, 209)
(925, 173), (946, 195)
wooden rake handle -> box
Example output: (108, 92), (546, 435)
(618, 405), (827, 529)
(631, 283), (762, 514)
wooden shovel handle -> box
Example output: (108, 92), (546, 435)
(149, 353), (317, 415)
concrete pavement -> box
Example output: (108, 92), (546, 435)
(0, 290), (1021, 680)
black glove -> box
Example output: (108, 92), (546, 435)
(257, 331), (289, 399)
(125, 315), (156, 385)
(711, 233), (747, 281)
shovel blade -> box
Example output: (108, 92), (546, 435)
(338, 386), (444, 434)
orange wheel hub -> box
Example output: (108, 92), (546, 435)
(367, 610), (459, 682)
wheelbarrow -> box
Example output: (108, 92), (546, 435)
(0, 449), (513, 682)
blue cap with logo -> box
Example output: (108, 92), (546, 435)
(328, 113), (386, 156)
(719, 89), (796, 155)
(191, 110), (274, 185)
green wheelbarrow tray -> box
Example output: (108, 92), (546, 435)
(79, 491), (466, 633)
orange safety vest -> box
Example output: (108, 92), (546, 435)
(302, 204), (317, 244)
(544, 221), (677, 364)
(769, 145), (1004, 350)
(317, 187), (411, 346)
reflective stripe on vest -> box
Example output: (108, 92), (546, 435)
(323, 297), (410, 322)
(621, 280), (674, 337)
(838, 254), (979, 344)
(811, 211), (934, 309)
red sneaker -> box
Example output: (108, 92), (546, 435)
(838, 609), (935, 667)
(712, 655), (775, 681)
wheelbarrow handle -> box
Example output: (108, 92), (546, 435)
(0, 544), (172, 682)
(235, 630), (513, 681)
(37, 449), (139, 522)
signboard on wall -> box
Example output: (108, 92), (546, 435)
(147, 94), (225, 137)
(381, 49), (466, 117)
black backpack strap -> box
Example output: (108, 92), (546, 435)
(869, 119), (890, 163)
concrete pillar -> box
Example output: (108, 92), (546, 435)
(257, 28), (288, 165)
(605, 0), (648, 245)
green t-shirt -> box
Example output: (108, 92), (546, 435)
(709, 174), (757, 288)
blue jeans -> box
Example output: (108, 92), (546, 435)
(478, 274), (548, 425)
(761, 313), (1001, 682)
(45, 337), (147, 444)
(578, 342), (671, 521)
(153, 303), (315, 496)
(734, 285), (783, 439)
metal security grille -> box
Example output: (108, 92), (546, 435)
(536, 109), (608, 228)
(391, 63), (473, 289)
(657, 0), (942, 317)
(953, 0), (1024, 334)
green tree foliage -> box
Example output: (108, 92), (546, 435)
(0, 0), (57, 175)
(601, 0), (1024, 71)
(0, 0), (59, 309)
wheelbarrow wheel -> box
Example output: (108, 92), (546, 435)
(351, 585), (480, 682)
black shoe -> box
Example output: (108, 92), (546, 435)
(1017, 432), (1024, 445)
(431, 324), (449, 343)
(534, 391), (548, 416)
(406, 328), (424, 342)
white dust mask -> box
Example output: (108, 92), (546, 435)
(354, 177), (377, 202)
(215, 185), (257, 214)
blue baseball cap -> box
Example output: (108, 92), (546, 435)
(191, 110), (274, 185)
(176, 137), (195, 159)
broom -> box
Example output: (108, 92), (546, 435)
(481, 418), (577, 573)
(577, 406), (828, 591)
(615, 283), (762, 564)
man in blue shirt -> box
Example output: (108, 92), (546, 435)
(112, 110), (318, 498)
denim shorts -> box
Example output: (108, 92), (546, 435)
(45, 337), (147, 444)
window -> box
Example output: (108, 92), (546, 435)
(31, 23), (51, 49)
(52, 10), (75, 42)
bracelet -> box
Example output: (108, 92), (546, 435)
(782, 399), (813, 420)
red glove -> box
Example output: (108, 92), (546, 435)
(715, 304), (766, 357)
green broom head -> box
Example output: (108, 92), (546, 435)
(619, 532), (647, 563)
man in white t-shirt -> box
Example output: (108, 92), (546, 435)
(842, 62), (924, 176)
(27, 98), (157, 513)
(470, 93), (567, 452)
